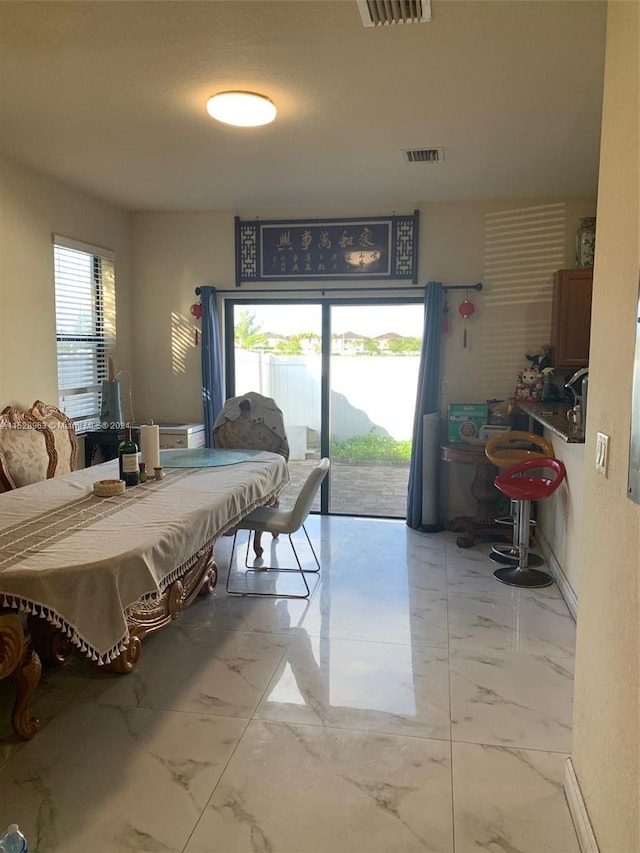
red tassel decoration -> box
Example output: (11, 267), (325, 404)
(458, 296), (475, 348)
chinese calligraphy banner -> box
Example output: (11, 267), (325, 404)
(235, 212), (419, 286)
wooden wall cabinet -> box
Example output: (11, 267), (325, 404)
(551, 269), (593, 367)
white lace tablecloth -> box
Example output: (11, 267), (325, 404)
(0, 452), (288, 663)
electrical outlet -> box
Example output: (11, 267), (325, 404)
(441, 380), (449, 394)
(595, 432), (609, 476)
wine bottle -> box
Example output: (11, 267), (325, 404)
(118, 426), (139, 487)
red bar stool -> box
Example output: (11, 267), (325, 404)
(492, 457), (566, 588)
(485, 431), (555, 568)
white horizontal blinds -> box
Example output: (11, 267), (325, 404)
(479, 203), (566, 399)
(53, 236), (116, 433)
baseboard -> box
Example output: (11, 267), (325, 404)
(564, 758), (600, 853)
(537, 530), (578, 621)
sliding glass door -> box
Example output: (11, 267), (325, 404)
(327, 303), (421, 515)
(224, 297), (423, 519)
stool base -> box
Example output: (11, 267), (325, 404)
(490, 547), (545, 568)
(493, 566), (553, 588)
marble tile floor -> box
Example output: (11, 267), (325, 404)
(0, 517), (580, 852)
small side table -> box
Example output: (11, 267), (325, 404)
(84, 428), (139, 467)
(441, 443), (513, 548)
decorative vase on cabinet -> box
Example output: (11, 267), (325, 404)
(575, 217), (596, 268)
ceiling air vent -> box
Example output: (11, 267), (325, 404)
(403, 147), (444, 164)
(357, 0), (431, 27)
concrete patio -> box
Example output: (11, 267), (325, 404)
(280, 458), (410, 519)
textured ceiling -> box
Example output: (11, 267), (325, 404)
(0, 1), (607, 212)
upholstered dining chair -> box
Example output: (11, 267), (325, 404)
(213, 392), (290, 557)
(0, 406), (56, 491)
(226, 457), (330, 599)
(28, 400), (78, 475)
(0, 402), (77, 492)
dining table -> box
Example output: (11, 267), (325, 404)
(0, 448), (289, 739)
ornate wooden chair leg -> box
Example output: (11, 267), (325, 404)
(0, 615), (42, 740)
(12, 645), (42, 740)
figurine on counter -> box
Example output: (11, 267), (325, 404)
(525, 344), (553, 372)
(515, 345), (560, 402)
(514, 364), (544, 402)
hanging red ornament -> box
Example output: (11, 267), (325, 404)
(458, 296), (475, 348)
(190, 302), (202, 346)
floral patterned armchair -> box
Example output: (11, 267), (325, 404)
(0, 402), (77, 492)
(29, 400), (78, 475)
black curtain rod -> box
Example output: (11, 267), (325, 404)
(444, 283), (483, 292)
(196, 282), (482, 296)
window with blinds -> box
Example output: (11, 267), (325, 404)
(53, 236), (116, 433)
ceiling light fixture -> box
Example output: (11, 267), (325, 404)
(206, 91), (277, 127)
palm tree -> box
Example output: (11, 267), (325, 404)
(235, 309), (267, 350)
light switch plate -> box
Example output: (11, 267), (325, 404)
(595, 432), (609, 476)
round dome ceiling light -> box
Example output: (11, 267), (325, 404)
(206, 91), (277, 127)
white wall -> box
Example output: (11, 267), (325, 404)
(570, 3), (640, 850)
(235, 350), (420, 443)
(537, 434), (585, 599)
(130, 197), (595, 520)
(130, 199), (596, 420)
(0, 157), (133, 410)
(0, 157), (597, 568)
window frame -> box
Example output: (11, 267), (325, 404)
(53, 235), (116, 433)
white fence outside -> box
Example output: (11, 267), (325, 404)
(235, 350), (420, 458)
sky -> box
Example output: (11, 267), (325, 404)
(236, 303), (424, 338)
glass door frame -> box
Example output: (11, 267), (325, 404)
(223, 294), (424, 518)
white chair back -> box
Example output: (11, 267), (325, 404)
(227, 457), (330, 598)
(286, 457), (330, 533)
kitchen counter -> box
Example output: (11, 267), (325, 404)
(517, 401), (584, 443)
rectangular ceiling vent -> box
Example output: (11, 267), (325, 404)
(403, 147), (444, 164)
(357, 0), (431, 27)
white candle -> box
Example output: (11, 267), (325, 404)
(139, 424), (160, 470)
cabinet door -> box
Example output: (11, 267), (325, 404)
(552, 269), (593, 367)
